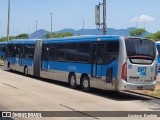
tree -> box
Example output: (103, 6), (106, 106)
(15, 33), (29, 39)
(129, 28), (146, 37)
(0, 36), (16, 42)
(0, 33), (28, 42)
(44, 32), (73, 38)
(44, 33), (51, 38)
(145, 31), (160, 41)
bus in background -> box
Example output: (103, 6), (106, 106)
(4, 36), (157, 91)
(156, 41), (160, 71)
(4, 39), (37, 74)
(0, 41), (7, 60)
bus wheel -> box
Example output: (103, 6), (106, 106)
(81, 76), (90, 92)
(69, 73), (77, 89)
(24, 67), (28, 76)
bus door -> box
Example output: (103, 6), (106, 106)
(41, 44), (49, 70)
(16, 44), (23, 66)
(91, 43), (104, 77)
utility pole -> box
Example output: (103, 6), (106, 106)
(103, 0), (106, 35)
(28, 24), (30, 36)
(7, 0), (10, 42)
(35, 21), (38, 38)
(50, 13), (53, 38)
(82, 20), (84, 35)
(95, 0), (107, 35)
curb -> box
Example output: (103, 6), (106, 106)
(128, 90), (160, 99)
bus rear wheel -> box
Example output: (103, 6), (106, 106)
(69, 73), (77, 89)
(81, 76), (90, 92)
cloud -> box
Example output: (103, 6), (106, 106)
(131, 15), (155, 22)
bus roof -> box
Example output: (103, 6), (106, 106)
(8, 39), (40, 44)
(7, 35), (122, 44)
(43, 35), (121, 43)
(7, 35), (155, 44)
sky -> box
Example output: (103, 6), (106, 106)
(0, 0), (159, 37)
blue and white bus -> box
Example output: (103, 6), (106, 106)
(0, 41), (7, 60)
(4, 36), (157, 91)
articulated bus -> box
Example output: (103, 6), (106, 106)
(4, 36), (157, 91)
(0, 41), (7, 60)
(156, 41), (160, 71)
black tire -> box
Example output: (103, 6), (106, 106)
(81, 76), (90, 92)
(24, 67), (28, 76)
(69, 73), (77, 89)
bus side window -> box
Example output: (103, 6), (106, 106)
(3, 47), (5, 53)
(7, 44), (13, 57)
(66, 43), (77, 62)
(77, 43), (90, 63)
(42, 44), (46, 60)
(0, 45), (3, 52)
(106, 41), (119, 64)
(24, 44), (35, 59)
(97, 44), (105, 64)
(14, 44), (21, 58)
(55, 44), (66, 61)
(48, 44), (56, 61)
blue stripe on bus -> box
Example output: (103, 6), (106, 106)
(5, 57), (34, 67)
(22, 58), (34, 66)
(5, 57), (16, 63)
(42, 60), (118, 77)
(6, 56), (118, 77)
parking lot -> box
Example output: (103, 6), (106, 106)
(0, 66), (160, 119)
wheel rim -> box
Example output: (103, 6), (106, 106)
(83, 79), (89, 88)
(71, 76), (76, 86)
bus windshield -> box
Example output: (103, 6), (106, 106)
(125, 38), (156, 59)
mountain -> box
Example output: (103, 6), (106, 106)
(29, 29), (49, 39)
(107, 27), (136, 36)
(29, 27), (150, 39)
(54, 27), (138, 36)
(54, 28), (99, 35)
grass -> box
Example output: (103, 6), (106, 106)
(133, 85), (160, 98)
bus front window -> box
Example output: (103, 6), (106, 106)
(125, 38), (156, 64)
